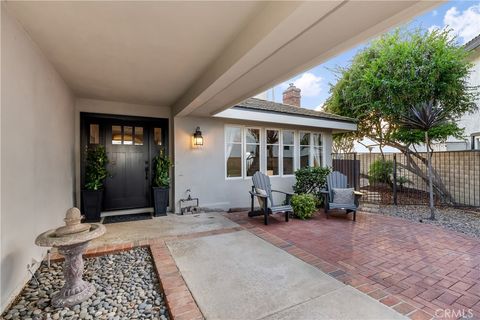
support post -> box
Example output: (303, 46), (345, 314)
(393, 154), (398, 206)
(353, 153), (357, 190)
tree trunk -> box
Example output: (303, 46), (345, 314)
(374, 139), (454, 205)
(425, 132), (436, 220)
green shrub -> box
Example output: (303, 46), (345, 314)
(84, 145), (109, 190)
(368, 159), (393, 185)
(396, 176), (413, 189)
(291, 194), (317, 220)
(153, 150), (172, 188)
(293, 166), (330, 205)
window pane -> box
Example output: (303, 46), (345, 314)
(112, 125), (122, 144)
(283, 145), (294, 175)
(300, 132), (310, 146)
(226, 144), (242, 177)
(246, 128), (260, 144)
(246, 144), (260, 176)
(300, 146), (309, 168)
(154, 128), (162, 146)
(283, 131), (294, 145)
(313, 147), (322, 167)
(266, 130), (279, 144)
(123, 126), (133, 145)
(312, 133), (322, 147)
(89, 124), (99, 144)
(266, 145), (279, 176)
(135, 127), (144, 145)
(226, 126), (242, 143)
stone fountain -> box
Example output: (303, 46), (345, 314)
(35, 207), (106, 308)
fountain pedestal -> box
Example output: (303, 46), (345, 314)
(52, 242), (96, 307)
(35, 208), (106, 308)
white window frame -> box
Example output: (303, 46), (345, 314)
(265, 128), (281, 177)
(225, 125), (244, 180)
(298, 131), (324, 168)
(225, 125), (325, 180)
(312, 132), (324, 168)
(245, 126), (262, 178)
(299, 131), (311, 168)
(281, 129), (296, 177)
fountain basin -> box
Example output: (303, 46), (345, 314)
(35, 223), (105, 247)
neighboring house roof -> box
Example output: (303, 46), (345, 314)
(465, 34), (480, 51)
(234, 98), (356, 123)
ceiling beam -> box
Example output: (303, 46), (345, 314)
(173, 0), (443, 117)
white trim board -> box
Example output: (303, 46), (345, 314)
(214, 108), (357, 132)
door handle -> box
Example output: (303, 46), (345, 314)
(145, 161), (149, 180)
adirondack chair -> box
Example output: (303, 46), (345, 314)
(321, 171), (362, 221)
(249, 171), (293, 225)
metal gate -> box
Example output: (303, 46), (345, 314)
(332, 151), (480, 207)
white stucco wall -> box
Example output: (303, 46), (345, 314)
(174, 116), (332, 213)
(1, 6), (75, 311)
(74, 98), (172, 209)
(446, 50), (480, 149)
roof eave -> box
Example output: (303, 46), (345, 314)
(233, 106), (357, 124)
(214, 107), (357, 132)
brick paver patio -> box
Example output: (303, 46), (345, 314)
(225, 210), (480, 320)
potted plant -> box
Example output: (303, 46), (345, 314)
(152, 151), (171, 216)
(82, 145), (109, 222)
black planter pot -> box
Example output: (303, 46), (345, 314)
(153, 187), (169, 217)
(81, 189), (103, 222)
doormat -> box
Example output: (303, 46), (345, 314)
(103, 212), (153, 224)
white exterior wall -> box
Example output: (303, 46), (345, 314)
(173, 116), (332, 213)
(446, 50), (480, 150)
(1, 6), (75, 311)
(74, 98), (172, 208)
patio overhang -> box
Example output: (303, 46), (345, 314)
(5, 1), (443, 116)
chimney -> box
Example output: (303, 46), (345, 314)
(282, 83), (301, 107)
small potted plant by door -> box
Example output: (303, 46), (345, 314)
(152, 151), (171, 217)
(82, 145), (109, 222)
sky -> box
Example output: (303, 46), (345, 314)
(257, 0), (480, 111)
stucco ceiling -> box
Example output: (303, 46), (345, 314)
(5, 1), (442, 115)
(5, 1), (265, 106)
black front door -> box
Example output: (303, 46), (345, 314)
(105, 123), (150, 210)
(81, 113), (168, 211)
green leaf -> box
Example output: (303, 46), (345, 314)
(324, 28), (478, 147)
(84, 145), (109, 191)
(291, 194), (317, 220)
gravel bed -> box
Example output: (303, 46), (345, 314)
(2, 247), (169, 320)
(364, 204), (480, 238)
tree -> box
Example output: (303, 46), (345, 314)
(400, 101), (448, 219)
(325, 28), (478, 203)
(332, 133), (355, 153)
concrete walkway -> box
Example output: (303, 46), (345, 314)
(89, 213), (238, 248)
(167, 230), (406, 320)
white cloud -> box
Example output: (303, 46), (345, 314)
(281, 72), (323, 97)
(427, 25), (441, 34)
(314, 103), (325, 111)
(443, 5), (480, 44)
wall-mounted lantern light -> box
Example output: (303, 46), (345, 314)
(192, 127), (203, 147)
